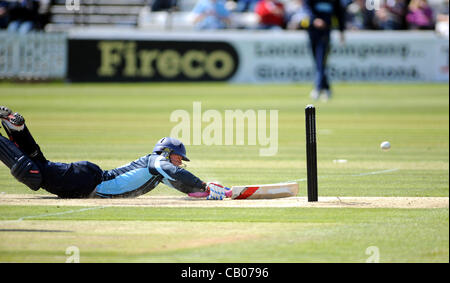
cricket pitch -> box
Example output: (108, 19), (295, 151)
(0, 194), (448, 209)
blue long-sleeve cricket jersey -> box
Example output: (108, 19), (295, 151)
(94, 154), (206, 198)
(303, 0), (346, 31)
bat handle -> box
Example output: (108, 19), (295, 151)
(225, 187), (232, 198)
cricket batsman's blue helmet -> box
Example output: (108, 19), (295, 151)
(153, 137), (190, 161)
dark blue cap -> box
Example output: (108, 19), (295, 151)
(152, 137), (190, 161)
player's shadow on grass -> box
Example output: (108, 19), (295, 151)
(19, 195), (59, 199)
(0, 229), (73, 233)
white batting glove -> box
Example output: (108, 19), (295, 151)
(206, 182), (230, 200)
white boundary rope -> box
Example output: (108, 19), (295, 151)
(15, 206), (107, 222)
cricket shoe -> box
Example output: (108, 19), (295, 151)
(0, 106), (12, 119)
(310, 89), (320, 100)
(320, 89), (332, 102)
(0, 106), (25, 131)
(0, 106), (11, 131)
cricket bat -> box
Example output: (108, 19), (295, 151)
(188, 182), (299, 200)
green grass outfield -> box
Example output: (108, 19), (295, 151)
(0, 82), (448, 263)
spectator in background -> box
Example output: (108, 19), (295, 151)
(254, 0), (286, 30)
(435, 0), (449, 36)
(0, 1), (9, 29)
(36, 0), (51, 29)
(346, 0), (376, 30)
(374, 0), (407, 30)
(151, 0), (178, 11)
(236, 0), (260, 12)
(406, 0), (434, 29)
(7, 0), (40, 33)
(286, 0), (310, 30)
(303, 0), (346, 101)
(192, 0), (231, 29)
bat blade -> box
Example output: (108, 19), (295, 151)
(231, 182), (299, 199)
(188, 183), (298, 200)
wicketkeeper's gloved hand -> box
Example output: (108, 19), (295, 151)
(206, 182), (231, 200)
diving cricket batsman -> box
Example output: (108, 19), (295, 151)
(0, 106), (228, 200)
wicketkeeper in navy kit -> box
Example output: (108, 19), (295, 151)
(304, 0), (346, 101)
(0, 106), (229, 200)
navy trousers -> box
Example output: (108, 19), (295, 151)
(39, 160), (103, 198)
(3, 125), (103, 198)
(308, 28), (331, 91)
